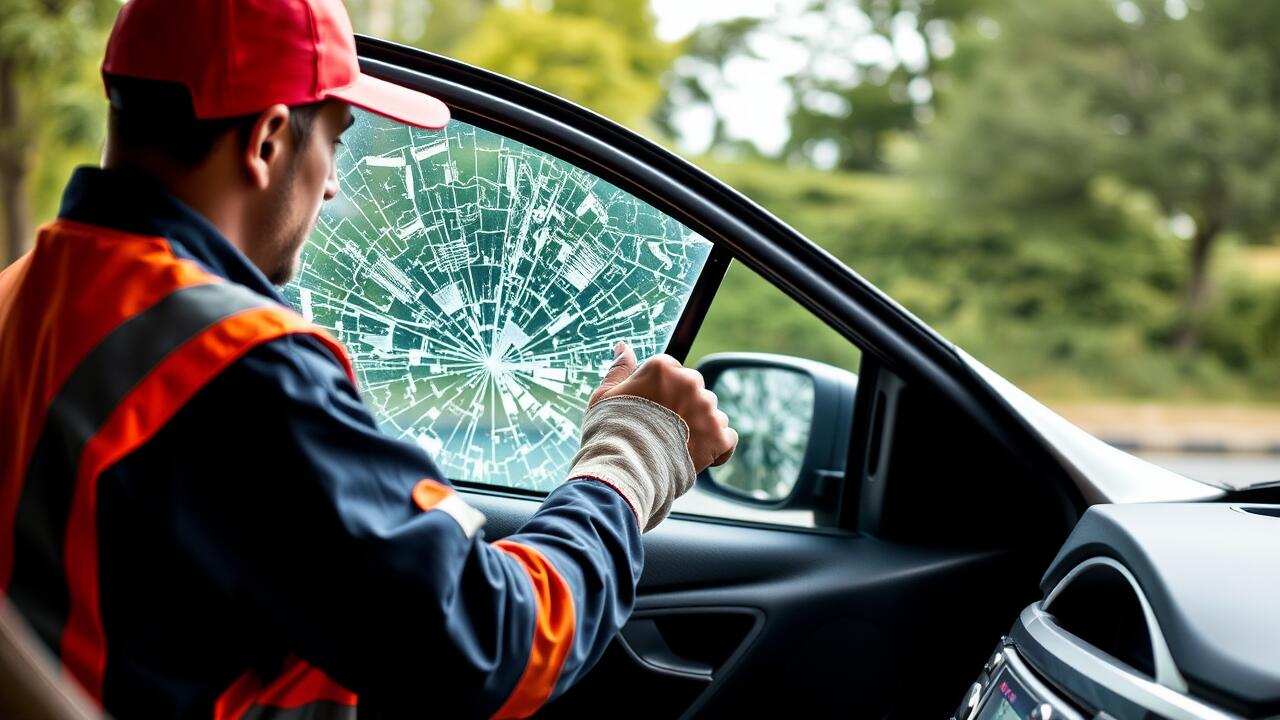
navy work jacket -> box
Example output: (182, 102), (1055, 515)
(0, 167), (643, 719)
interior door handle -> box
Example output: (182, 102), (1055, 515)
(619, 619), (714, 680)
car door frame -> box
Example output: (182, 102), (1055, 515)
(353, 35), (1084, 525)
(350, 35), (1089, 717)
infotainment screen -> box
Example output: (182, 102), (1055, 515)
(975, 669), (1038, 720)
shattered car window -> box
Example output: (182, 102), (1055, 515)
(285, 110), (713, 491)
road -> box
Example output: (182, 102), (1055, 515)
(1138, 452), (1280, 491)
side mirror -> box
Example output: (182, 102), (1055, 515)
(694, 353), (858, 515)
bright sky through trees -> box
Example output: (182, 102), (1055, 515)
(650, 0), (932, 156)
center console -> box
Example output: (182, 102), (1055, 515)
(953, 641), (1082, 720)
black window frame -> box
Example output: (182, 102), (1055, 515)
(351, 35), (1086, 533)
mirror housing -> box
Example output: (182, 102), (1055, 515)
(694, 352), (858, 517)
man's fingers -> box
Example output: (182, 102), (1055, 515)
(609, 341), (638, 378)
(592, 341), (637, 404)
(683, 368), (706, 391)
(710, 427), (738, 467)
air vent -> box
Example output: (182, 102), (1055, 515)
(1043, 560), (1155, 678)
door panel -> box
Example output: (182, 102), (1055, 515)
(465, 490), (1038, 718)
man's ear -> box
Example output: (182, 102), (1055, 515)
(243, 104), (292, 190)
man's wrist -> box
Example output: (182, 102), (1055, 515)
(566, 394), (695, 532)
(566, 473), (642, 526)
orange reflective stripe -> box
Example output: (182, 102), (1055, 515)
(410, 478), (486, 538)
(305, 327), (357, 387)
(0, 252), (35, 592)
(0, 249), (32, 325)
(0, 216), (360, 709)
(214, 655), (356, 720)
(490, 540), (576, 719)
(0, 220), (218, 590)
(412, 478), (453, 511)
(60, 306), (341, 700)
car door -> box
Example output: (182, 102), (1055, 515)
(295, 35), (1090, 718)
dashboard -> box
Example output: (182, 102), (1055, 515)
(954, 503), (1280, 720)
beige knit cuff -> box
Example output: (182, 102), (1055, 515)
(567, 394), (696, 532)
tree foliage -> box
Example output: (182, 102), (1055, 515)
(344, 0), (493, 56)
(658, 0), (991, 169)
(0, 0), (117, 262)
(453, 0), (676, 128)
(924, 0), (1280, 352)
(693, 153), (1280, 401)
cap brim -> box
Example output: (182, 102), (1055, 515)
(325, 72), (450, 130)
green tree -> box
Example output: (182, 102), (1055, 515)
(344, 0), (493, 56)
(781, 0), (992, 170)
(925, 0), (1280, 353)
(0, 0), (117, 264)
(452, 0), (676, 129)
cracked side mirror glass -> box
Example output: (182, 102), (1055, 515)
(694, 353), (857, 520)
(707, 367), (815, 502)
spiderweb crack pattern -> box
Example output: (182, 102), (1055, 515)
(284, 112), (713, 491)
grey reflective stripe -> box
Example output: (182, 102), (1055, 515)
(8, 282), (278, 653)
(240, 702), (358, 720)
(46, 282), (276, 449)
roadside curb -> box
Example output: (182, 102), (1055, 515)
(1102, 438), (1280, 456)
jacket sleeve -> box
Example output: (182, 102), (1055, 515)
(160, 332), (644, 718)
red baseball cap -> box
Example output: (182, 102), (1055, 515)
(102, 0), (450, 130)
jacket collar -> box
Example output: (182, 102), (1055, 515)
(57, 165), (290, 306)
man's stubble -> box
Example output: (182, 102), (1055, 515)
(262, 162), (318, 287)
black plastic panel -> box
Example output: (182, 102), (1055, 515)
(466, 489), (1050, 717)
(1041, 502), (1280, 713)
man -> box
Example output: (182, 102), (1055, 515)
(0, 0), (737, 718)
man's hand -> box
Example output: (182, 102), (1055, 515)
(569, 341), (738, 531)
(590, 342), (737, 473)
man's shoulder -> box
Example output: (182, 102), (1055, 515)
(155, 278), (351, 391)
(158, 327), (373, 448)
(220, 330), (356, 398)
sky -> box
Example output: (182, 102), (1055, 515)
(650, 0), (796, 154)
(647, 0), (934, 157)
(650, 0), (783, 41)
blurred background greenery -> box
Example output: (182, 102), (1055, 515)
(3, 0), (1278, 409)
